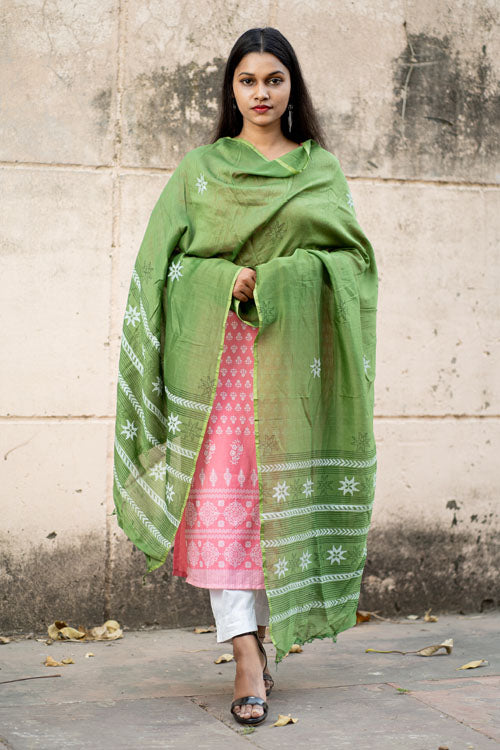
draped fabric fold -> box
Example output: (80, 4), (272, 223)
(113, 136), (378, 662)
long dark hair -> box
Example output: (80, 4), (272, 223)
(209, 27), (328, 148)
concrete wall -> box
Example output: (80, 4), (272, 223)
(1, 1), (499, 632)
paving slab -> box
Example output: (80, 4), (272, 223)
(0, 697), (250, 750)
(0, 611), (498, 749)
(193, 684), (499, 750)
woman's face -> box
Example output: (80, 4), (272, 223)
(232, 52), (292, 131)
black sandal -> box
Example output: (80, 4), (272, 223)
(230, 631), (270, 725)
(230, 695), (268, 726)
(256, 632), (275, 696)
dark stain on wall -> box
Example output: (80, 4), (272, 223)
(91, 87), (113, 136)
(360, 522), (500, 615)
(108, 536), (213, 630)
(128, 58), (226, 165)
(0, 532), (106, 633)
(388, 30), (500, 175)
(2, 523), (498, 634)
(0, 533), (213, 634)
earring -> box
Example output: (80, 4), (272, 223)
(288, 103), (293, 132)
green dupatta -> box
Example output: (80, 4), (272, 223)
(113, 136), (378, 663)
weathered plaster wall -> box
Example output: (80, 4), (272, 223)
(1, 0), (499, 632)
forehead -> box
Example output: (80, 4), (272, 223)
(234, 51), (288, 75)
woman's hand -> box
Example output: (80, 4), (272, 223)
(232, 267), (256, 301)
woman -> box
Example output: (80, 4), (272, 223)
(113, 27), (378, 726)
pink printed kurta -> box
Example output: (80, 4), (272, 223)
(172, 309), (265, 588)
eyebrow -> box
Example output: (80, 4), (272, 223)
(237, 70), (285, 76)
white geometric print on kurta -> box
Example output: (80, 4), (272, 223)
(300, 549), (312, 571)
(273, 481), (290, 503)
(302, 478), (314, 497)
(167, 414), (181, 434)
(120, 420), (138, 440)
(327, 544), (347, 564)
(363, 355), (371, 376)
(274, 557), (289, 578)
(346, 191), (355, 210)
(168, 260), (183, 281)
(172, 310), (264, 589)
(196, 172), (208, 194)
(124, 304), (141, 327)
(338, 476), (360, 496)
(310, 357), (321, 377)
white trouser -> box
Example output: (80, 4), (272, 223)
(209, 588), (270, 643)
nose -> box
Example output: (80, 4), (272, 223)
(255, 82), (269, 100)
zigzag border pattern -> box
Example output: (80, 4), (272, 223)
(268, 569), (364, 598)
(121, 333), (144, 376)
(114, 467), (171, 549)
(261, 502), (374, 520)
(142, 391), (167, 429)
(118, 374), (160, 447)
(114, 438), (179, 526)
(139, 297), (160, 351)
(262, 526), (371, 547)
(269, 592), (359, 624)
(165, 385), (210, 413)
(260, 456), (377, 473)
(132, 268), (141, 293)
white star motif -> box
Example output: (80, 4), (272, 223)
(152, 377), (162, 396)
(166, 482), (175, 503)
(124, 304), (140, 327)
(149, 461), (166, 481)
(274, 557), (288, 578)
(196, 172), (208, 193)
(326, 544), (347, 564)
(120, 420), (138, 440)
(310, 357), (321, 377)
(338, 476), (360, 496)
(168, 260), (183, 281)
(272, 481), (290, 503)
(302, 478), (314, 498)
(300, 550), (312, 571)
(167, 414), (181, 434)
(363, 355), (371, 375)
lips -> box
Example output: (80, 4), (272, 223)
(253, 106), (270, 111)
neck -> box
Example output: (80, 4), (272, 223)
(235, 121), (291, 150)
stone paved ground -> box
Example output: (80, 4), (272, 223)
(0, 611), (498, 749)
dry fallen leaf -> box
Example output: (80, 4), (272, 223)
(356, 610), (372, 623)
(47, 620), (123, 642)
(406, 614), (419, 620)
(44, 656), (63, 667)
(85, 652), (95, 659)
(273, 714), (298, 726)
(456, 659), (488, 670)
(416, 638), (453, 656)
(214, 653), (233, 664)
(366, 638), (453, 656)
(424, 609), (438, 622)
(289, 644), (303, 653)
(59, 627), (86, 640)
(194, 625), (216, 634)
(60, 657), (74, 664)
(0, 636), (11, 644)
